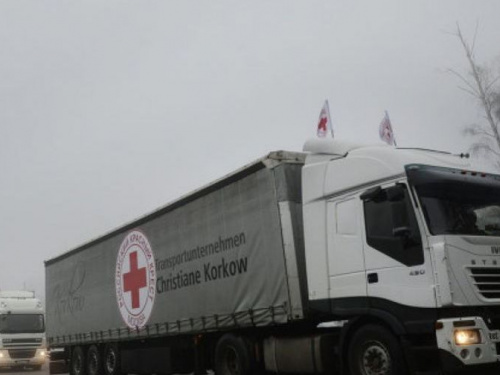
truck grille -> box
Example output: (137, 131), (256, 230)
(2, 338), (42, 348)
(469, 267), (500, 299)
(8, 349), (36, 359)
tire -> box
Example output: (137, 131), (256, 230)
(348, 324), (408, 375)
(86, 345), (102, 375)
(215, 334), (254, 375)
(71, 346), (86, 375)
(103, 344), (122, 375)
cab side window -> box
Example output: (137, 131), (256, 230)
(362, 184), (424, 266)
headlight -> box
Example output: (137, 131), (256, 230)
(455, 329), (481, 345)
(36, 349), (46, 357)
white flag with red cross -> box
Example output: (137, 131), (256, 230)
(317, 100), (333, 138)
(379, 111), (397, 146)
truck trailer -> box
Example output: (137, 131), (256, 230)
(0, 290), (47, 370)
(45, 139), (500, 375)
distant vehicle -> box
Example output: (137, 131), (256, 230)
(45, 139), (500, 375)
(0, 290), (47, 371)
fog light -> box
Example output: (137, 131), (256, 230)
(460, 349), (470, 359)
(475, 347), (482, 358)
(455, 329), (481, 345)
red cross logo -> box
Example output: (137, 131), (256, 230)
(116, 230), (156, 328)
(123, 251), (147, 309)
(318, 116), (328, 132)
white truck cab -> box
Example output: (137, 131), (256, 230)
(0, 291), (47, 371)
(302, 139), (500, 372)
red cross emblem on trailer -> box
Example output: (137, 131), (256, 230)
(115, 230), (156, 329)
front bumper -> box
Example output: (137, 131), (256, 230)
(436, 317), (500, 368)
(0, 348), (47, 368)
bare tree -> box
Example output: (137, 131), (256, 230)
(449, 23), (500, 168)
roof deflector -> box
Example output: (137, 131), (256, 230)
(303, 138), (368, 156)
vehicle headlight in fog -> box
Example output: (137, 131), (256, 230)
(36, 349), (46, 357)
(455, 329), (481, 345)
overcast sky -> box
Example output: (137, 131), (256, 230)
(1, 1), (500, 300)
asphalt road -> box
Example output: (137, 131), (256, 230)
(0, 363), (53, 375)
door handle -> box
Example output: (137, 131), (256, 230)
(367, 273), (379, 284)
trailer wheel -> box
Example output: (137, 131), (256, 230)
(215, 334), (254, 375)
(348, 324), (407, 375)
(103, 344), (122, 375)
(86, 345), (102, 375)
(71, 346), (86, 375)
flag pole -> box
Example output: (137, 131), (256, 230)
(327, 100), (333, 138)
(385, 110), (397, 147)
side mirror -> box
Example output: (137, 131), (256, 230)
(392, 200), (410, 237)
(386, 184), (405, 202)
(361, 184), (406, 202)
(393, 226), (411, 238)
(361, 186), (384, 201)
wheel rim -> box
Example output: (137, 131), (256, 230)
(360, 340), (391, 375)
(89, 351), (98, 374)
(73, 352), (83, 375)
(223, 346), (241, 375)
(105, 349), (116, 374)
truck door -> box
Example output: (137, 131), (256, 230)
(361, 183), (435, 308)
(326, 196), (367, 299)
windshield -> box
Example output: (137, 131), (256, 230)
(0, 314), (45, 333)
(407, 165), (500, 236)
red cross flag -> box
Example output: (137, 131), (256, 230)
(379, 111), (397, 146)
(317, 100), (333, 138)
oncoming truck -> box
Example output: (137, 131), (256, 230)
(45, 139), (500, 375)
(0, 290), (47, 370)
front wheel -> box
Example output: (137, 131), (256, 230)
(348, 324), (407, 375)
(214, 334), (254, 375)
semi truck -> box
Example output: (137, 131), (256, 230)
(45, 138), (500, 375)
(0, 290), (47, 370)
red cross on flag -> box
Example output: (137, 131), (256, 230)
(317, 100), (333, 138)
(379, 111), (397, 146)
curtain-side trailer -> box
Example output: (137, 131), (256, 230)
(46, 139), (500, 375)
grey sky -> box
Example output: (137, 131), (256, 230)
(1, 1), (499, 300)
